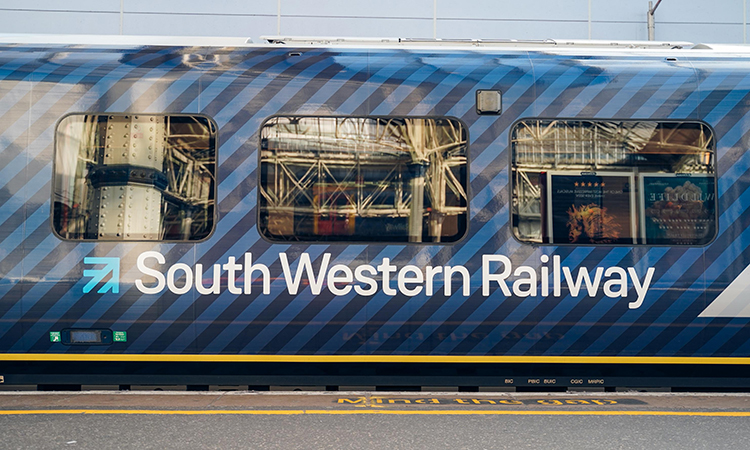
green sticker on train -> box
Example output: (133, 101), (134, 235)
(49, 331), (61, 343)
(113, 331), (127, 342)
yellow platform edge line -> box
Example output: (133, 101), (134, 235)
(1, 354), (750, 364)
(1, 409), (750, 417)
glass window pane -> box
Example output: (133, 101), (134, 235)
(259, 117), (468, 243)
(511, 119), (716, 246)
(53, 114), (217, 241)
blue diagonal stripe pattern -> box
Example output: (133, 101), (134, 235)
(1, 45), (750, 362)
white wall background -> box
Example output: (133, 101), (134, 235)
(0, 0), (746, 45)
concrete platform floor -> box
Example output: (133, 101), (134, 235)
(1, 391), (750, 449)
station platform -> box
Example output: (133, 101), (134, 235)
(2, 391), (750, 448)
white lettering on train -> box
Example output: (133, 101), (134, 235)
(482, 254), (654, 309)
(133, 251), (654, 309)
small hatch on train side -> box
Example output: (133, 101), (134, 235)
(476, 90), (503, 115)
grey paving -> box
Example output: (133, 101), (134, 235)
(2, 414), (749, 450)
(1, 392), (749, 449)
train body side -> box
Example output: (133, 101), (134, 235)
(0, 43), (749, 364)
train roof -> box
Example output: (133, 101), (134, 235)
(0, 33), (749, 55)
(263, 36), (695, 49)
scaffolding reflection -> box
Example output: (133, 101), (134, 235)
(53, 114), (216, 241)
(259, 117), (468, 243)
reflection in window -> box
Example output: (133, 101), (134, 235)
(259, 117), (468, 243)
(511, 120), (716, 245)
(53, 114), (216, 241)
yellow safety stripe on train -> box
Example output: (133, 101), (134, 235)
(2, 354), (750, 364)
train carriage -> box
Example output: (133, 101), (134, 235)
(0, 35), (749, 389)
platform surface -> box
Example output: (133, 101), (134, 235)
(2, 391), (750, 449)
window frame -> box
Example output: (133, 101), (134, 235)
(50, 112), (220, 243)
(509, 117), (718, 247)
(256, 115), (471, 246)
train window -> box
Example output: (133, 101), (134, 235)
(259, 116), (468, 243)
(511, 120), (716, 246)
(53, 114), (217, 241)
